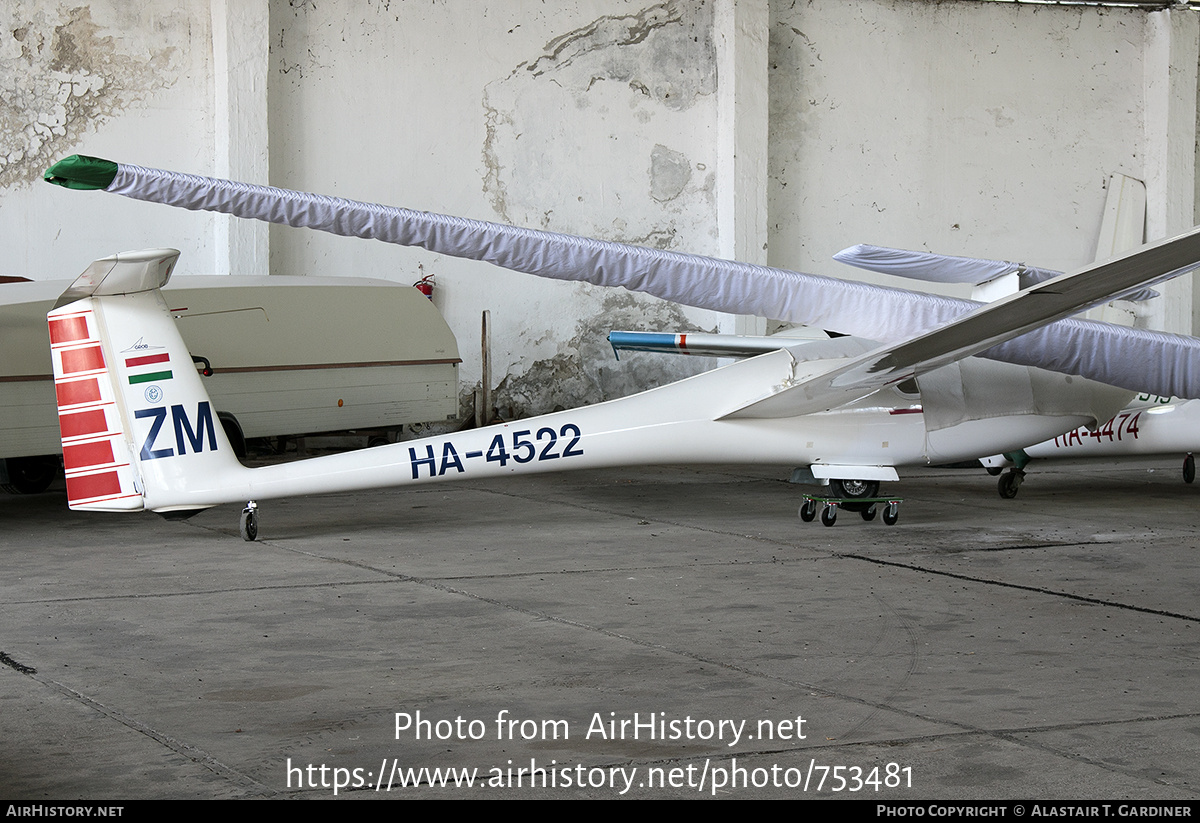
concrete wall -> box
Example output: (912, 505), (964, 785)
(267, 0), (738, 418)
(1, 1), (220, 276)
(771, 1), (1147, 273)
(769, 0), (1197, 333)
(2, 0), (1198, 420)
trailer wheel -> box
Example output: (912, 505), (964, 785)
(882, 503), (899, 526)
(820, 505), (837, 527)
(218, 412), (247, 460)
(1, 456), (60, 495)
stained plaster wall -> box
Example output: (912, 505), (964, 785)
(0, 1), (222, 277)
(769, 0), (1198, 334)
(267, 0), (736, 419)
(2, 1), (1199, 421)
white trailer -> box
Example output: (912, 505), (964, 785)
(0, 275), (460, 492)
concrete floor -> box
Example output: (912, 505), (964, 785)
(2, 459), (1198, 799)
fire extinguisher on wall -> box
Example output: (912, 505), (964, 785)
(413, 272), (434, 299)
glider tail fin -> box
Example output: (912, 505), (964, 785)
(48, 249), (242, 513)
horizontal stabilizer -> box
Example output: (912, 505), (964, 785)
(835, 244), (1157, 302)
(53, 248), (180, 309)
(835, 244), (1025, 285)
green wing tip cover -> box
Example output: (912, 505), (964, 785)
(43, 155), (118, 190)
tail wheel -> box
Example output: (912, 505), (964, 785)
(998, 470), (1023, 499)
(240, 503), (258, 542)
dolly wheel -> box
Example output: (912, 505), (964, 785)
(820, 505), (837, 527)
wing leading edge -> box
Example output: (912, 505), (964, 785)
(43, 155), (1200, 399)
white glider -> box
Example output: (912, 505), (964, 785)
(39, 156), (1200, 536)
(979, 395), (1200, 496)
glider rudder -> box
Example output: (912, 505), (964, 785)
(48, 249), (242, 514)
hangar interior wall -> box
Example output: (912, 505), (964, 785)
(2, 0), (1199, 418)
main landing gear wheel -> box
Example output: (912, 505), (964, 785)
(829, 478), (880, 515)
(799, 499), (817, 522)
(997, 469), (1024, 499)
(830, 478), (880, 500)
(882, 502), (899, 526)
(1185, 454), (1195, 484)
(985, 465), (1003, 477)
(820, 504), (837, 527)
(240, 502), (258, 542)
